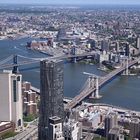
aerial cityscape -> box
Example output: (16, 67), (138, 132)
(0, 0), (140, 140)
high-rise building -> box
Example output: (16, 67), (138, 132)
(101, 39), (109, 52)
(48, 116), (64, 140)
(105, 113), (118, 137)
(38, 59), (64, 140)
(0, 70), (23, 130)
(125, 43), (130, 57)
(57, 28), (66, 41)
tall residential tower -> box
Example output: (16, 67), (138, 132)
(38, 60), (64, 140)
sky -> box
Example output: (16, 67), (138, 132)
(0, 0), (140, 5)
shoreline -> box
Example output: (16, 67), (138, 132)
(64, 97), (140, 113)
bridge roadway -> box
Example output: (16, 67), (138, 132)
(0, 52), (96, 70)
(65, 59), (139, 110)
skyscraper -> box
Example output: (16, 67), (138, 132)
(0, 70), (23, 130)
(125, 43), (130, 57)
(57, 28), (66, 41)
(38, 59), (64, 140)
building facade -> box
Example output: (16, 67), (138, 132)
(129, 118), (140, 139)
(22, 81), (37, 116)
(0, 70), (23, 130)
(105, 113), (118, 137)
(63, 119), (82, 140)
(48, 116), (64, 140)
(137, 37), (140, 54)
(38, 60), (64, 140)
(108, 127), (124, 140)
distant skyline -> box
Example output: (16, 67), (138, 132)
(0, 0), (140, 5)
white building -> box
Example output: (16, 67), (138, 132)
(88, 112), (101, 128)
(63, 119), (82, 140)
(137, 37), (140, 53)
(48, 116), (64, 140)
(0, 70), (23, 130)
(98, 51), (109, 63)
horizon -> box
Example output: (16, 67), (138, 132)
(0, 0), (140, 5)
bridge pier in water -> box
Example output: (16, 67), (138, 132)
(72, 57), (77, 63)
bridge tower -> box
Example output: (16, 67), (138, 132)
(88, 75), (100, 99)
(71, 46), (77, 63)
(12, 55), (19, 74)
(122, 57), (129, 75)
(125, 58), (129, 75)
(95, 76), (99, 98)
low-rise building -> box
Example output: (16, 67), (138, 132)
(63, 119), (82, 140)
(0, 122), (15, 137)
(108, 127), (124, 140)
(48, 116), (64, 140)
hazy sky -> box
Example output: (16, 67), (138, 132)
(0, 0), (140, 5)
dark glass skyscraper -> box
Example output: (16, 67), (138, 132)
(38, 59), (64, 140)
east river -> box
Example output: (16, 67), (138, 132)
(0, 38), (140, 111)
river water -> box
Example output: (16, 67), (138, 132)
(0, 38), (140, 111)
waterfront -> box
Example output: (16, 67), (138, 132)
(0, 38), (140, 111)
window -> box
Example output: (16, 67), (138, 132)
(13, 80), (17, 102)
(18, 119), (21, 126)
(17, 76), (20, 81)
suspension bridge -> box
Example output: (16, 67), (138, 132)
(65, 58), (140, 109)
(0, 52), (97, 71)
